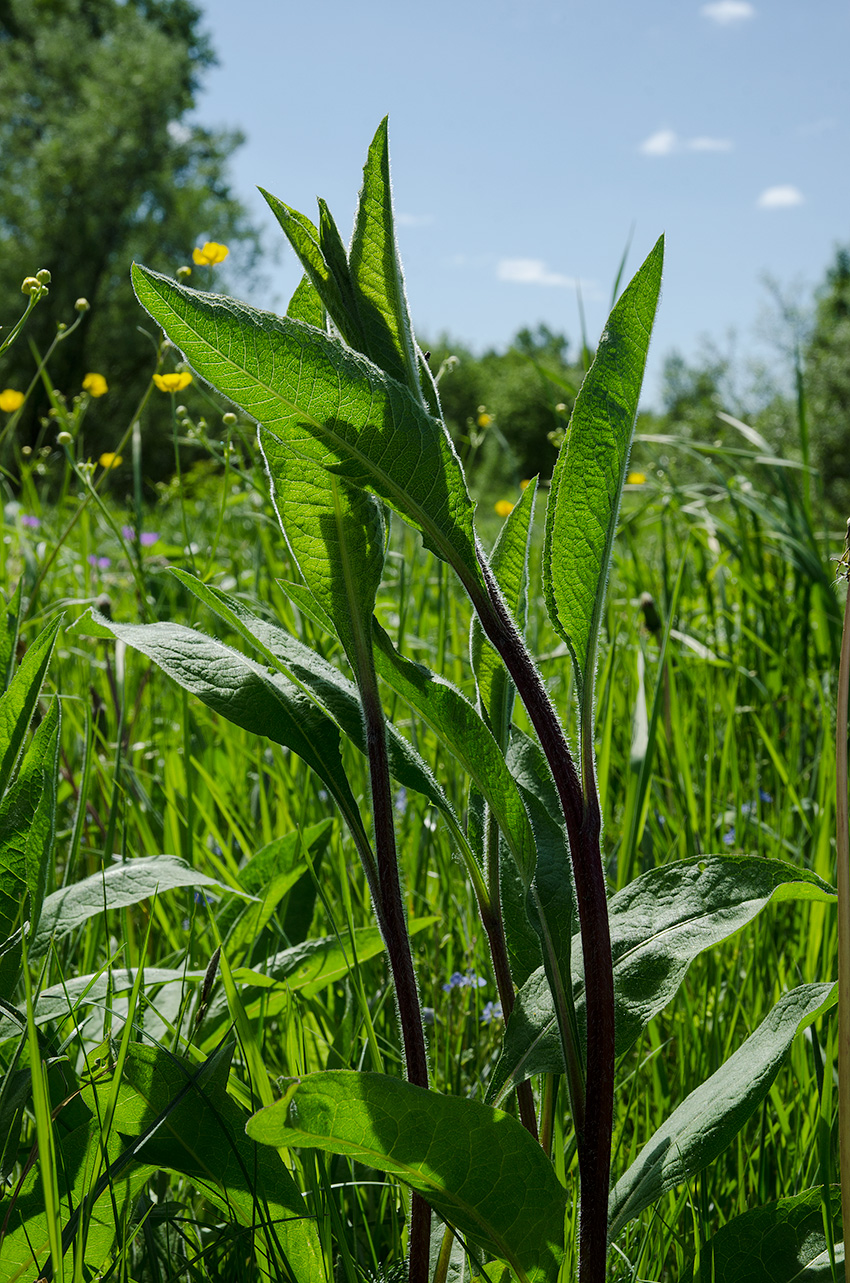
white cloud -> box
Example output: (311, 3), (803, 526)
(687, 136), (733, 152)
(701, 2), (756, 25)
(757, 185), (805, 209)
(639, 129), (678, 156)
(497, 259), (576, 288)
(638, 130), (733, 156)
(396, 213), (434, 227)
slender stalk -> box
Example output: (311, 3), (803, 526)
(473, 551), (615, 1283)
(835, 521), (850, 1258)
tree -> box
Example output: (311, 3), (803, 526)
(806, 246), (850, 513)
(0, 0), (262, 475)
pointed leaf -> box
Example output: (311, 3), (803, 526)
(348, 117), (421, 394)
(0, 614), (61, 800)
(608, 982), (837, 1238)
(488, 854), (836, 1104)
(131, 265), (485, 596)
(247, 1070), (567, 1283)
(542, 236), (663, 705)
(0, 580), (23, 693)
(287, 274), (326, 329)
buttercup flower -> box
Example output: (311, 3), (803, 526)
(477, 412), (492, 428)
(627, 472), (647, 485)
(494, 500), (514, 518)
(153, 372), (193, 392)
(192, 241), (229, 266)
(83, 372), (108, 397)
(98, 452), (123, 469)
(0, 389), (24, 412)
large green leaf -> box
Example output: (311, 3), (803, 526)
(31, 853), (238, 957)
(71, 607), (372, 858)
(608, 982), (837, 1238)
(0, 580), (23, 694)
(680, 1187), (844, 1283)
(247, 1070), (567, 1283)
(131, 265), (485, 596)
(0, 614), (61, 800)
(487, 854), (836, 1104)
(542, 237), (663, 709)
(348, 117), (421, 396)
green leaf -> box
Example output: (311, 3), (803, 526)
(371, 619), (537, 886)
(259, 428), (386, 667)
(0, 580), (23, 693)
(131, 264), (485, 597)
(542, 236), (663, 710)
(348, 117), (421, 395)
(680, 1187), (843, 1283)
(247, 1070), (567, 1283)
(487, 854), (836, 1104)
(0, 614), (61, 800)
(287, 274), (326, 329)
(471, 479), (537, 749)
(608, 982), (837, 1238)
(70, 607), (371, 856)
(31, 853), (239, 957)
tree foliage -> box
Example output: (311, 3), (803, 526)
(806, 246), (850, 512)
(0, 0), (262, 471)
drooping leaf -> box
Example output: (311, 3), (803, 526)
(471, 479), (537, 749)
(131, 265), (485, 597)
(247, 1070), (567, 1283)
(487, 855), (836, 1104)
(608, 982), (837, 1238)
(31, 854), (240, 957)
(542, 237), (663, 711)
(348, 116), (421, 395)
(70, 607), (371, 856)
(680, 1186), (843, 1283)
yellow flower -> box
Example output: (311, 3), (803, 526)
(627, 472), (647, 485)
(477, 412), (492, 428)
(153, 372), (193, 392)
(192, 241), (229, 266)
(98, 452), (123, 469)
(82, 372), (108, 398)
(0, 388), (24, 412)
(520, 479), (531, 490)
(494, 500), (514, 518)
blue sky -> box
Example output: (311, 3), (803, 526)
(191, 0), (848, 407)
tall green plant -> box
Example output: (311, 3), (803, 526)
(55, 119), (839, 1283)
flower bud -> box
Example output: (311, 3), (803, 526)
(222, 412), (237, 426)
(36, 269), (51, 285)
(176, 405), (187, 416)
(176, 265), (192, 280)
(21, 277), (39, 295)
(57, 431), (72, 445)
(74, 297), (90, 313)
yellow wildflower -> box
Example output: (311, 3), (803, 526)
(626, 472), (647, 485)
(82, 372), (108, 397)
(153, 372), (193, 392)
(477, 412), (492, 429)
(99, 452), (123, 469)
(192, 241), (229, 266)
(494, 500), (514, 518)
(0, 388), (25, 412)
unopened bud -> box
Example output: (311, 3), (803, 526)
(57, 431), (72, 445)
(222, 412), (237, 426)
(21, 277), (39, 295)
(36, 269), (51, 285)
(57, 322), (67, 332)
(176, 265), (192, 280)
(74, 297), (90, 313)
(176, 405), (187, 416)
(21, 446), (31, 457)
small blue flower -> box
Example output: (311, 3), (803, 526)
(480, 1001), (503, 1024)
(723, 828), (735, 846)
(394, 787), (408, 815)
(759, 788), (773, 804)
(194, 889), (219, 906)
(441, 969), (487, 992)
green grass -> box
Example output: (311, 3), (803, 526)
(0, 402), (845, 1282)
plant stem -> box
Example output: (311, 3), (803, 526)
(835, 523), (850, 1259)
(473, 551), (614, 1283)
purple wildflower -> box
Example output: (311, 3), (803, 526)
(140, 531), (159, 547)
(21, 514), (40, 529)
(87, 555), (110, 570)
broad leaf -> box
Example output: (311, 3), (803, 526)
(542, 237), (663, 709)
(31, 853), (239, 957)
(131, 265), (485, 597)
(349, 116), (421, 394)
(608, 982), (836, 1238)
(0, 580), (23, 693)
(247, 1070), (567, 1283)
(487, 854), (836, 1103)
(0, 614), (61, 800)
(680, 1186), (843, 1283)
(286, 273), (326, 329)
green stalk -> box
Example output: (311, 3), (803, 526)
(835, 519), (850, 1258)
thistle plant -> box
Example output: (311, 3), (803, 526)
(43, 119), (842, 1283)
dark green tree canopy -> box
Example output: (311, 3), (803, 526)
(0, 0), (262, 469)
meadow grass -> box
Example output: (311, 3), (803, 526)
(0, 405), (844, 1282)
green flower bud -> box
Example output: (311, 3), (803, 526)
(222, 412), (237, 426)
(57, 431), (72, 445)
(74, 297), (90, 312)
(21, 277), (39, 295)
(36, 269), (51, 285)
